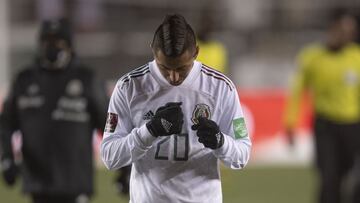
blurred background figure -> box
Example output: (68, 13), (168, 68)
(196, 9), (229, 74)
(0, 18), (108, 203)
(114, 165), (131, 195)
(37, 0), (131, 195)
(284, 9), (360, 203)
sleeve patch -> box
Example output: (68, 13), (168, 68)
(233, 118), (248, 139)
(105, 112), (118, 133)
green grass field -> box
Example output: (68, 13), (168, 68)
(0, 166), (317, 203)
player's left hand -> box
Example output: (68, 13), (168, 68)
(1, 159), (19, 186)
(191, 117), (224, 149)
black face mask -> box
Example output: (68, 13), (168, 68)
(40, 42), (71, 70)
(45, 43), (62, 63)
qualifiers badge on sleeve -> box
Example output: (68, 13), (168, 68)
(105, 112), (118, 133)
(233, 117), (248, 139)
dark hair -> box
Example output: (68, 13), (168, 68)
(327, 8), (355, 26)
(152, 14), (197, 57)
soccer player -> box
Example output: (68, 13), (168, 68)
(101, 14), (251, 202)
(0, 18), (107, 203)
(285, 10), (360, 203)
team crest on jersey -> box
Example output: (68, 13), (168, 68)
(27, 83), (40, 95)
(105, 112), (118, 133)
(191, 104), (211, 124)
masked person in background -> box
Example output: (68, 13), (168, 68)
(0, 18), (107, 203)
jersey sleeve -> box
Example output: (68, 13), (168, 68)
(284, 46), (315, 129)
(0, 77), (20, 161)
(88, 73), (108, 132)
(213, 87), (251, 169)
(100, 80), (156, 170)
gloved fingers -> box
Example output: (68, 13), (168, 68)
(191, 124), (200, 130)
(198, 134), (215, 142)
(165, 102), (182, 107)
(198, 136), (204, 143)
(156, 105), (167, 113)
(155, 102), (183, 115)
(157, 105), (183, 116)
(198, 117), (212, 126)
(198, 137), (217, 148)
(197, 117), (218, 129)
(196, 131), (213, 138)
(156, 102), (181, 113)
(169, 105), (184, 115)
(198, 137), (214, 145)
(192, 121), (211, 131)
(197, 116), (208, 125)
(172, 120), (184, 134)
(2, 166), (18, 186)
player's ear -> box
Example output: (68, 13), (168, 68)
(193, 46), (199, 59)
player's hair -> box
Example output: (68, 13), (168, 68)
(151, 14), (197, 57)
(327, 8), (355, 26)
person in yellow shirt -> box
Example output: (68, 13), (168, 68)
(197, 36), (228, 74)
(196, 13), (228, 74)
(285, 10), (360, 203)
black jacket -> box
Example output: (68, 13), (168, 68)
(0, 59), (108, 195)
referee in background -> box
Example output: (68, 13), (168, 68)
(285, 10), (360, 203)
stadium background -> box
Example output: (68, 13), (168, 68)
(0, 0), (359, 202)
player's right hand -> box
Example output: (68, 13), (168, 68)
(146, 102), (184, 137)
(1, 159), (19, 186)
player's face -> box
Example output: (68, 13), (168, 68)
(339, 16), (357, 44)
(328, 15), (357, 48)
(39, 36), (72, 69)
(154, 48), (199, 86)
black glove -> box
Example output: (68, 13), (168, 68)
(146, 102), (184, 137)
(191, 117), (224, 149)
(1, 159), (19, 186)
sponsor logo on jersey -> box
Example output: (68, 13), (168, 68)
(105, 112), (118, 133)
(66, 79), (83, 96)
(233, 117), (248, 139)
(191, 104), (211, 124)
(52, 97), (89, 122)
(143, 110), (154, 120)
(52, 78), (87, 123)
(18, 96), (45, 109)
(18, 83), (44, 109)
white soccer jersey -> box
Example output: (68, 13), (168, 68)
(101, 60), (251, 203)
